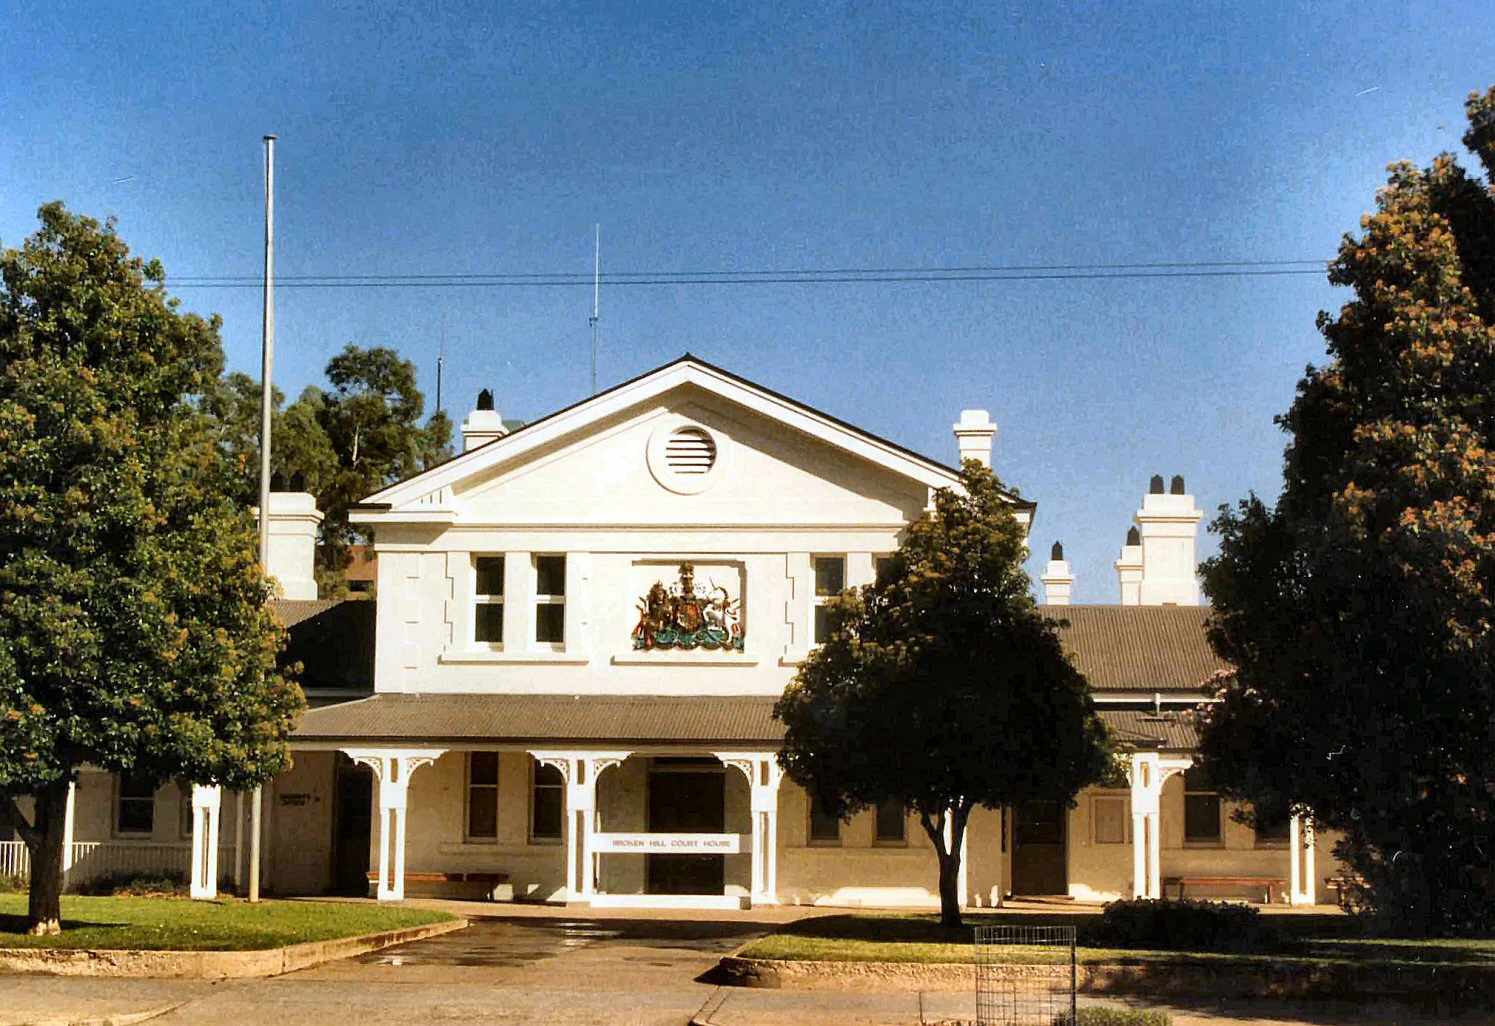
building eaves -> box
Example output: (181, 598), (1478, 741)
(356, 354), (1035, 510)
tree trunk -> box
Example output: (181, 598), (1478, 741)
(936, 848), (962, 928)
(919, 804), (970, 929)
(26, 779), (68, 936)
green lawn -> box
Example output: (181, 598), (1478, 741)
(0, 895), (457, 951)
(739, 912), (1495, 972)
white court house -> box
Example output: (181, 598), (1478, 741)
(4, 355), (1345, 909)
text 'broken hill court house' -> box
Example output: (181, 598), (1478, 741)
(15, 356), (1346, 910)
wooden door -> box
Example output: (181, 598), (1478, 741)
(646, 758), (726, 894)
(331, 754), (373, 895)
(1012, 800), (1068, 896)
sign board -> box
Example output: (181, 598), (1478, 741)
(592, 832), (748, 854)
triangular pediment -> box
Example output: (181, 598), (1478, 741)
(355, 356), (1029, 526)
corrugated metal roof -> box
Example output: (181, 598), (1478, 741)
(272, 599), (376, 692)
(297, 694), (1205, 753)
(1041, 605), (1227, 691)
(295, 693), (785, 745)
(1098, 708), (1201, 751)
(272, 599), (347, 628)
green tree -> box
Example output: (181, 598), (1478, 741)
(315, 344), (451, 593)
(774, 462), (1110, 926)
(208, 347), (451, 596)
(201, 373), (338, 506)
(0, 204), (304, 934)
(1200, 87), (1495, 936)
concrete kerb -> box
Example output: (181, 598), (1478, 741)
(716, 953), (1495, 1006)
(7, 1004), (187, 1026)
(0, 917), (467, 979)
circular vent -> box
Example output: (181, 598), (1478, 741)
(663, 427), (717, 474)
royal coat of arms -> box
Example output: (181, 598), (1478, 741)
(632, 563), (744, 651)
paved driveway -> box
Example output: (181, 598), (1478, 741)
(3, 903), (1492, 1026)
(0, 907), (799, 1026)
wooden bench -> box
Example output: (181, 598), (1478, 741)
(1162, 875), (1286, 904)
(367, 870), (509, 898)
(1323, 872), (1367, 910)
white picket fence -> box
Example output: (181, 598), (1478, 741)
(0, 839), (236, 889)
(0, 840), (28, 879)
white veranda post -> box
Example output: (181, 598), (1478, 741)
(716, 753), (783, 904)
(344, 749), (446, 901)
(189, 785), (222, 900)
(1127, 752), (1191, 899)
(1289, 811), (1317, 906)
(529, 751), (632, 902)
(61, 780), (77, 886)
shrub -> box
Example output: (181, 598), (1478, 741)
(1066, 1008), (1171, 1026)
(1080, 898), (1290, 954)
(0, 872), (26, 893)
(79, 872), (190, 897)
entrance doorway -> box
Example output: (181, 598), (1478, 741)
(1012, 800), (1068, 896)
(331, 754), (373, 895)
(645, 758), (725, 894)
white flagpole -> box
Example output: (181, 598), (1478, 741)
(250, 134), (276, 903)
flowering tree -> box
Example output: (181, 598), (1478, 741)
(1201, 88), (1495, 936)
(0, 205), (302, 934)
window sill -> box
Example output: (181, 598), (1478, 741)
(1183, 840), (1225, 849)
(439, 648), (590, 665)
(611, 651), (759, 667)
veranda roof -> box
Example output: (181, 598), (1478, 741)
(294, 693), (785, 746)
(294, 693), (1199, 753)
(1097, 708), (1200, 751)
(1040, 605), (1225, 691)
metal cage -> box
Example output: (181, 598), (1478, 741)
(973, 924), (1077, 1026)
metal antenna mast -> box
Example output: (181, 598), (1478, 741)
(589, 224), (600, 394)
(437, 314), (445, 412)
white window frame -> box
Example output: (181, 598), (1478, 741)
(472, 554), (505, 650)
(1183, 768), (1224, 847)
(178, 784), (194, 841)
(528, 758), (564, 845)
(811, 555), (846, 647)
(114, 774), (155, 838)
(807, 793), (842, 846)
(873, 797), (907, 846)
(533, 554), (566, 649)
(464, 751), (500, 843)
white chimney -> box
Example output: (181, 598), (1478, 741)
(461, 388), (508, 451)
(1136, 474), (1203, 605)
(1039, 541), (1074, 605)
(952, 409), (997, 468)
(1114, 525), (1143, 605)
(252, 490), (323, 601)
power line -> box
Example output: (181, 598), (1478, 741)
(169, 257), (1325, 284)
(167, 258), (1330, 290)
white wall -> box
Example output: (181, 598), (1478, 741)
(369, 391), (938, 698)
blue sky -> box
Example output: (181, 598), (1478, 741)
(3, 1), (1491, 600)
